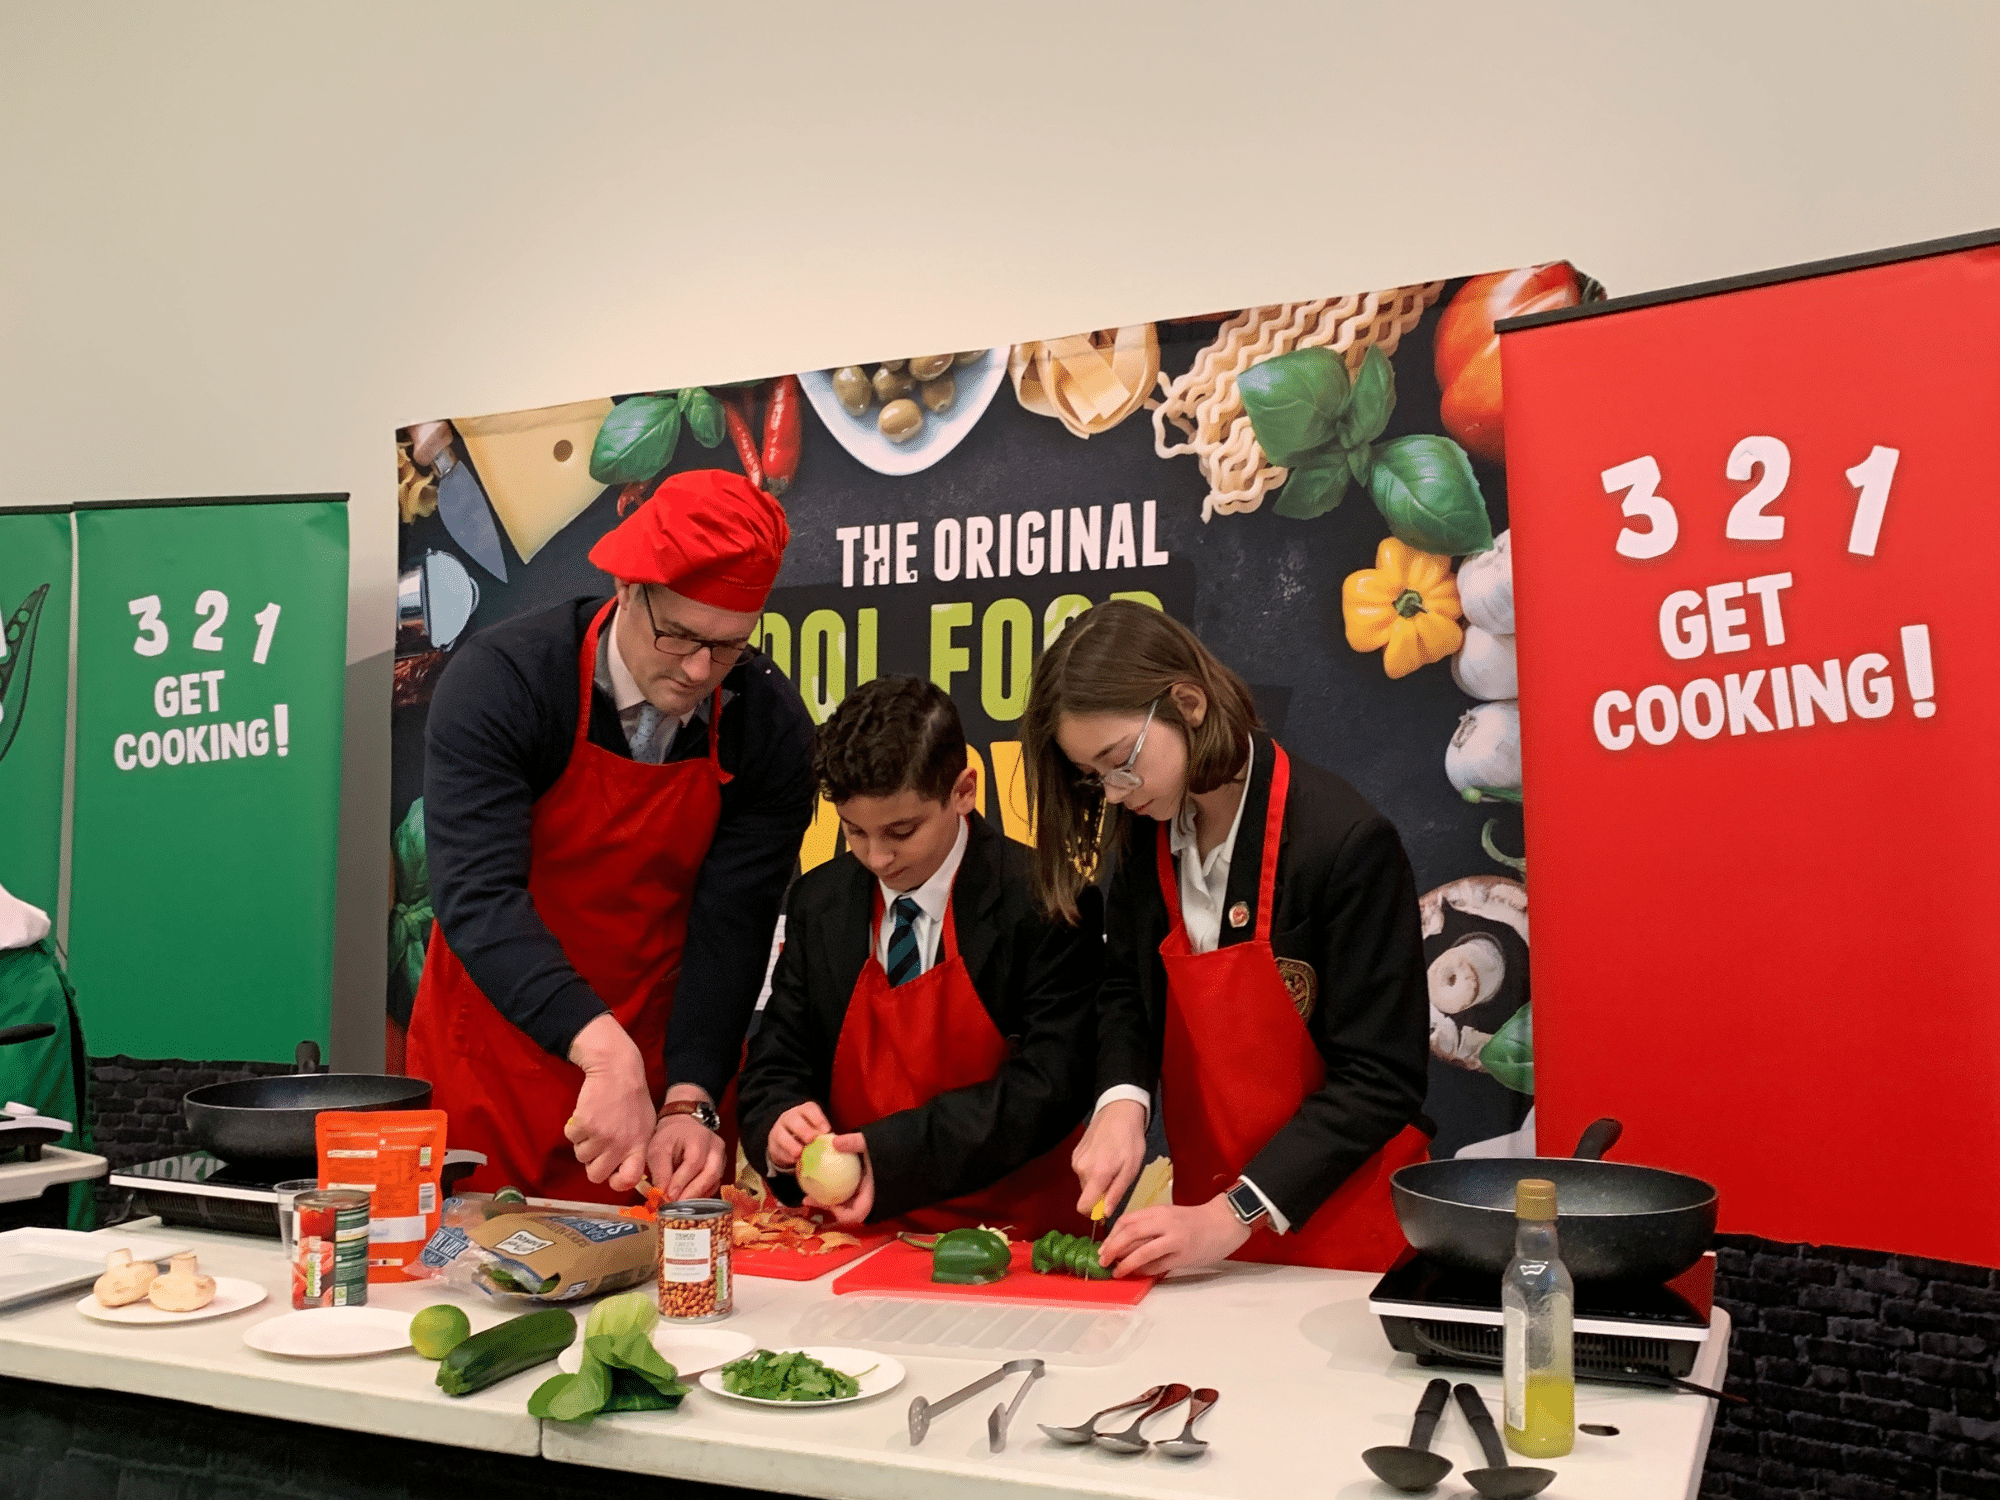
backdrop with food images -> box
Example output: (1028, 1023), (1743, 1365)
(389, 267), (1600, 1161)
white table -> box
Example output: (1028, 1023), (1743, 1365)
(0, 1225), (1728, 1499)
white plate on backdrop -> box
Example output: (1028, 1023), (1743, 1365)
(556, 1324), (754, 1378)
(697, 1346), (904, 1407)
(244, 1306), (413, 1359)
(76, 1277), (267, 1325)
(797, 350), (1008, 477)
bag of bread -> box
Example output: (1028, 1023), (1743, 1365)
(314, 1110), (448, 1283)
(413, 1208), (658, 1302)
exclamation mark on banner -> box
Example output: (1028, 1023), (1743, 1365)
(275, 703), (290, 755)
(1899, 626), (1936, 719)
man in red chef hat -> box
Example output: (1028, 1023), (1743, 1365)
(408, 470), (813, 1205)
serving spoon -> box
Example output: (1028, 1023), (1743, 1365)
(1362, 1378), (1454, 1492)
(1094, 1383), (1192, 1454)
(1154, 1387), (1219, 1458)
(1038, 1384), (1165, 1445)
(1453, 1384), (1556, 1500)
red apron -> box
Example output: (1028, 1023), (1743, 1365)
(828, 888), (1088, 1239)
(1157, 741), (1428, 1271)
(407, 602), (729, 1203)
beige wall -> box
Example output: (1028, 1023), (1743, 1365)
(5, 2), (1996, 1063)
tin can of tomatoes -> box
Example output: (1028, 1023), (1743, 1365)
(656, 1198), (731, 1322)
(292, 1188), (371, 1309)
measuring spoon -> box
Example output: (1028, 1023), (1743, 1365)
(1093, 1382), (1191, 1455)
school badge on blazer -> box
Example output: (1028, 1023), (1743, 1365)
(1276, 957), (1317, 1021)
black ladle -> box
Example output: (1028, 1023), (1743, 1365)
(1452, 1384), (1555, 1500)
(1362, 1377), (1453, 1492)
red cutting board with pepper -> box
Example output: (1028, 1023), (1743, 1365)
(733, 1235), (889, 1282)
(831, 1240), (1154, 1305)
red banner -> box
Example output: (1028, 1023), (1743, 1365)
(1502, 237), (2000, 1264)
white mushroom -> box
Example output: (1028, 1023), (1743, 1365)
(1427, 933), (1506, 1015)
(93, 1248), (157, 1307)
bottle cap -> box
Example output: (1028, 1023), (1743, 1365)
(1515, 1178), (1558, 1219)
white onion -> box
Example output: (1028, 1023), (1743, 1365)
(1445, 700), (1522, 795)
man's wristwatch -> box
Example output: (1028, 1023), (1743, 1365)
(659, 1099), (721, 1133)
(1224, 1179), (1269, 1227)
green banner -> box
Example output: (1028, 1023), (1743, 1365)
(0, 506), (73, 918)
(69, 497), (348, 1061)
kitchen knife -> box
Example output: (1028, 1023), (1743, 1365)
(433, 441), (509, 582)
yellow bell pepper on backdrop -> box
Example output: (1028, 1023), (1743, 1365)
(1342, 537), (1465, 679)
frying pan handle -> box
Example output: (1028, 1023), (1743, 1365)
(294, 1040), (323, 1075)
(1573, 1117), (1623, 1160)
(1409, 1377), (1451, 1450)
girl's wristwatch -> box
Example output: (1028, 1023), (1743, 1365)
(1225, 1179), (1269, 1226)
(659, 1099), (721, 1133)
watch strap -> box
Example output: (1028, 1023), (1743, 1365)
(659, 1099), (719, 1131)
(1225, 1179), (1268, 1226)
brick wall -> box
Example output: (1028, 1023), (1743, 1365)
(1704, 1233), (2000, 1499)
(89, 1055), (291, 1170)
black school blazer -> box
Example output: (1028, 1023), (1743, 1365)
(1096, 730), (1431, 1228)
(739, 812), (1102, 1222)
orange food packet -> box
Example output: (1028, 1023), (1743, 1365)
(315, 1110), (448, 1282)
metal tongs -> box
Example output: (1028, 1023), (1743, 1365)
(907, 1358), (1046, 1450)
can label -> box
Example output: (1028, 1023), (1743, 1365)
(294, 1190), (371, 1309)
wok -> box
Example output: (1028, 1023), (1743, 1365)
(182, 1041), (431, 1171)
(1391, 1118), (1716, 1285)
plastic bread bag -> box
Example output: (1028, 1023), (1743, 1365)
(411, 1207), (658, 1304)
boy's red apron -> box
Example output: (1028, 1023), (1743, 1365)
(408, 601), (729, 1203)
(829, 888), (1087, 1238)
(1155, 741), (1427, 1271)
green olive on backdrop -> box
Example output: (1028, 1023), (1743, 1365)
(872, 367), (916, 404)
(954, 350), (984, 367)
(878, 359), (907, 373)
(878, 399), (924, 444)
(831, 366), (872, 415)
(918, 374), (957, 413)
(908, 354), (954, 382)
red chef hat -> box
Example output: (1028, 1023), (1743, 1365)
(588, 469), (789, 612)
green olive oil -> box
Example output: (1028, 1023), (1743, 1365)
(1502, 1177), (1575, 1458)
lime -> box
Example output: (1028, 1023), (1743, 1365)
(410, 1303), (472, 1360)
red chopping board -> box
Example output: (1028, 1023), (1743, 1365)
(831, 1239), (1153, 1305)
(733, 1234), (889, 1282)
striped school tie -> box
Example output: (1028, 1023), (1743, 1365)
(885, 896), (923, 986)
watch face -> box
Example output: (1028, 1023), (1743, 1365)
(1227, 1184), (1265, 1223)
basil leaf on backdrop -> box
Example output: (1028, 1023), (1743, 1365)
(589, 395), (683, 484)
(1336, 346), (1396, 448)
(1273, 455), (1352, 519)
(1368, 434), (1495, 556)
(684, 388), (726, 448)
(1345, 442), (1375, 489)
(1238, 348), (1350, 467)
(1480, 1003), (1534, 1094)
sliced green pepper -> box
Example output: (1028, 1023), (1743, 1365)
(1032, 1231), (1112, 1280)
(928, 1227), (1011, 1285)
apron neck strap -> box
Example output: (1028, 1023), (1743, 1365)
(1153, 739), (1290, 943)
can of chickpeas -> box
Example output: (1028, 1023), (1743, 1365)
(657, 1198), (732, 1322)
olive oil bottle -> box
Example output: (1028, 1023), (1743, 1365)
(1502, 1177), (1575, 1458)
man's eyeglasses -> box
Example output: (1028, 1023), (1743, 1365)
(1078, 699), (1158, 795)
(639, 586), (752, 668)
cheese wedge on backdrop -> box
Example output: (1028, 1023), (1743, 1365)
(451, 397), (613, 564)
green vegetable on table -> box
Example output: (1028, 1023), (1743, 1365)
(436, 1307), (576, 1397)
(410, 1303), (471, 1360)
(719, 1349), (869, 1402)
(1031, 1231), (1112, 1280)
(526, 1293), (688, 1423)
(903, 1226), (1013, 1286)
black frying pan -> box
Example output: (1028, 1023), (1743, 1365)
(182, 1041), (432, 1170)
(1390, 1118), (1717, 1284)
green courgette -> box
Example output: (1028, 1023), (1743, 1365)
(436, 1307), (577, 1397)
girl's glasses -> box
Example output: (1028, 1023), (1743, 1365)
(1079, 699), (1158, 794)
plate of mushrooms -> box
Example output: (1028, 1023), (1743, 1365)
(799, 350), (1007, 476)
(77, 1248), (267, 1323)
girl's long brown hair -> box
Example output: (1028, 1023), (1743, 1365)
(1020, 600), (1261, 923)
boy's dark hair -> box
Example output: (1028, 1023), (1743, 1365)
(813, 676), (968, 806)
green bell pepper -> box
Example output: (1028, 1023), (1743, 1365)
(920, 1227), (1012, 1285)
(1031, 1231), (1112, 1280)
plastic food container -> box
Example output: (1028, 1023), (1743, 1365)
(657, 1198), (732, 1322)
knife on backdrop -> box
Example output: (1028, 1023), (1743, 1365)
(409, 420), (508, 582)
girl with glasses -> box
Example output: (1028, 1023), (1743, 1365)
(1021, 600), (1432, 1277)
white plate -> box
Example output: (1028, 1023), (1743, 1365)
(698, 1345), (904, 1407)
(0, 1229), (188, 1312)
(244, 1306), (412, 1359)
(557, 1323), (754, 1378)
(798, 350), (1008, 477)
(75, 1276), (267, 1324)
